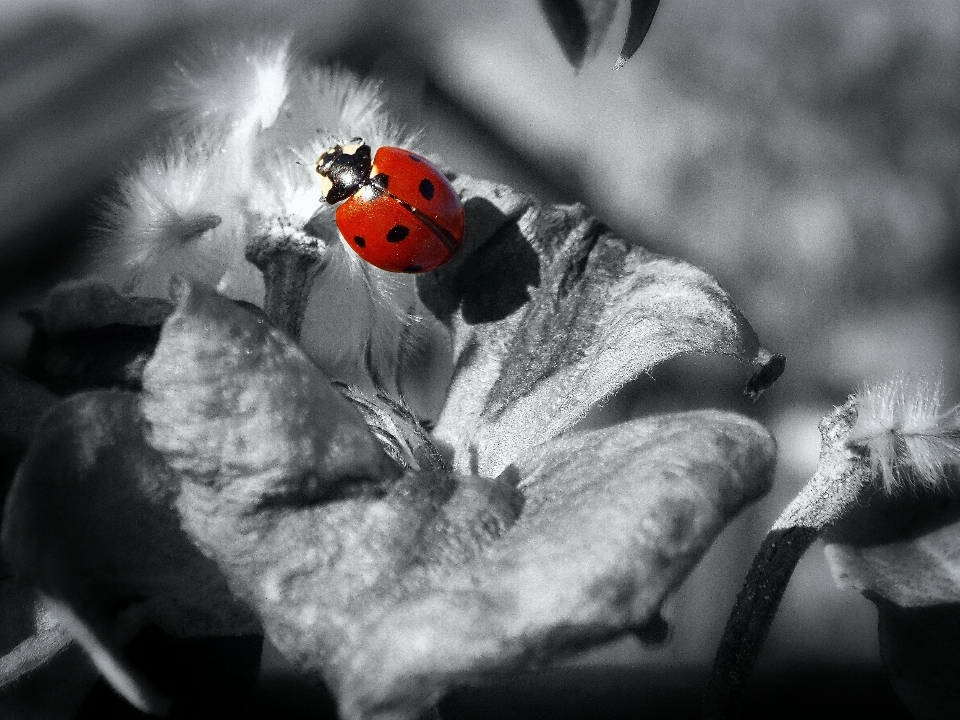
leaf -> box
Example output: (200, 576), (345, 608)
(422, 176), (783, 476)
(1, 390), (257, 714)
(538, 0), (662, 69)
(537, 0), (619, 69)
(25, 279), (174, 335)
(615, 0), (662, 69)
(140, 296), (775, 720)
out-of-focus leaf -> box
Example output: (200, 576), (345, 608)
(422, 176), (783, 476)
(21, 279), (173, 395)
(537, 0), (619, 69)
(140, 292), (774, 720)
(0, 571), (68, 687)
(23, 324), (163, 396)
(538, 0), (661, 69)
(1, 390), (257, 713)
(615, 0), (662, 69)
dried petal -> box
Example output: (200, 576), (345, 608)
(825, 491), (960, 607)
(149, 369), (773, 720)
(333, 410), (775, 720)
(423, 177), (783, 476)
(820, 383), (960, 719)
(140, 278), (400, 512)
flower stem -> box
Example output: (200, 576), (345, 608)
(245, 221), (332, 341)
(702, 399), (873, 718)
(702, 524), (820, 719)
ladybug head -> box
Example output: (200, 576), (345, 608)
(315, 140), (372, 204)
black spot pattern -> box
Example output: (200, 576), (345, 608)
(387, 225), (410, 242)
(418, 178), (435, 200)
(407, 154), (423, 163)
(403, 265), (423, 273)
(353, 235), (366, 247)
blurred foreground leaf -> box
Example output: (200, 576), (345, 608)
(1, 390), (258, 714)
(616, 0), (662, 69)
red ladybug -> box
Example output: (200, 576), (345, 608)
(315, 140), (465, 273)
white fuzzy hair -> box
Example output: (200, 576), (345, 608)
(847, 373), (960, 492)
(95, 39), (444, 414)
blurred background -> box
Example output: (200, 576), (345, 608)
(1, 0), (958, 717)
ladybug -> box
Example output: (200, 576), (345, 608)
(315, 139), (465, 273)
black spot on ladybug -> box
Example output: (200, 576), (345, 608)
(353, 235), (366, 247)
(403, 265), (422, 273)
(387, 225), (410, 242)
(371, 173), (389, 190)
(418, 178), (435, 200)
(407, 154), (423, 163)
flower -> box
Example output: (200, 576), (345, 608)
(1, 43), (782, 720)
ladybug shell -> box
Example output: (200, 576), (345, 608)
(335, 147), (465, 274)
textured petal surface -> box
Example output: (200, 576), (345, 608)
(140, 294), (775, 720)
(422, 176), (782, 475)
(140, 279), (399, 511)
(332, 410), (776, 720)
